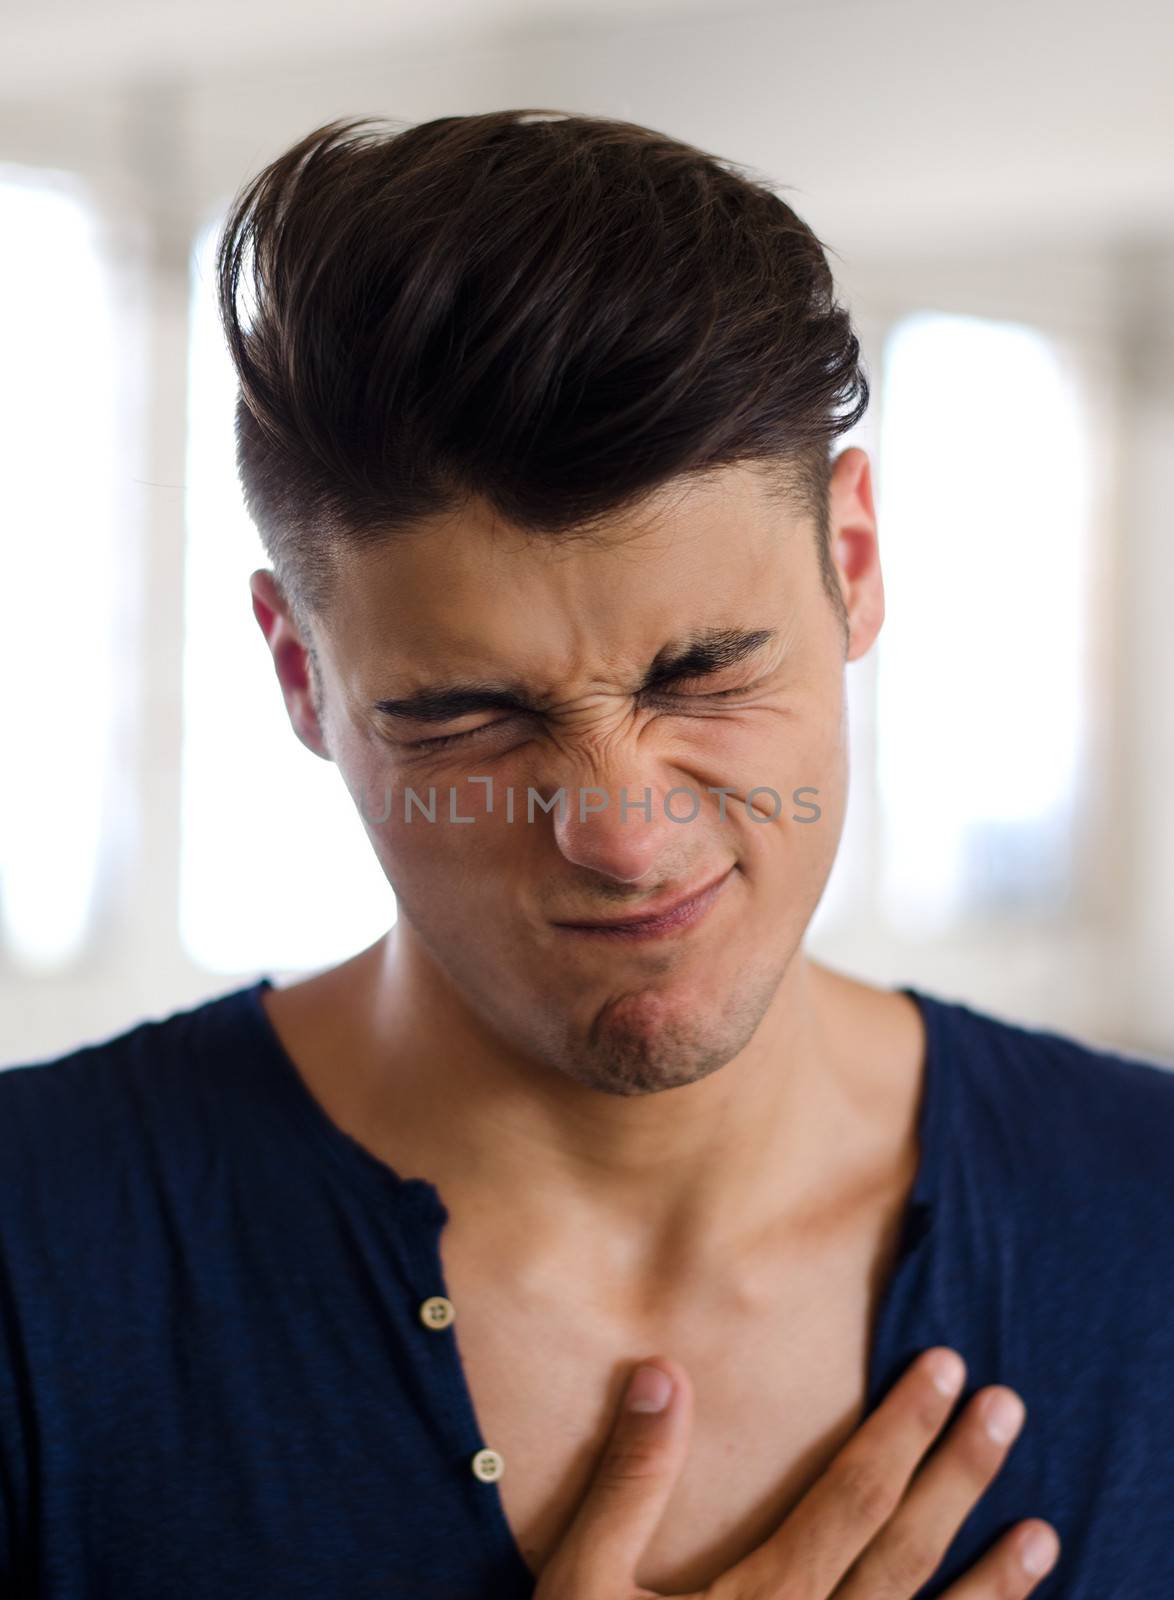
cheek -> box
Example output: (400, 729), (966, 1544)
(669, 711), (841, 808)
(346, 774), (522, 896)
(722, 728), (845, 866)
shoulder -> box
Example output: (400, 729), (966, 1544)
(917, 984), (1174, 1212)
(0, 979), (261, 1103)
(0, 981), (269, 1204)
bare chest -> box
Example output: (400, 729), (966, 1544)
(439, 1220), (896, 1595)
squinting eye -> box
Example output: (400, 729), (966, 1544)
(408, 683), (753, 750)
(654, 682), (753, 700)
(409, 720), (513, 751)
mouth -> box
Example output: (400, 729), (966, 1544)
(550, 865), (735, 941)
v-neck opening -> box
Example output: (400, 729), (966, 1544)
(238, 973), (944, 1593)
(241, 976), (532, 1586)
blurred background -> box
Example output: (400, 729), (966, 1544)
(1, 0), (1172, 1066)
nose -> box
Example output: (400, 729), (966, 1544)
(549, 776), (696, 884)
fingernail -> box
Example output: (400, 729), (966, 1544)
(928, 1349), (966, 1396)
(1019, 1523), (1059, 1576)
(983, 1390), (1025, 1444)
(626, 1364), (673, 1413)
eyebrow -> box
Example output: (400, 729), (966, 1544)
(370, 627), (778, 724)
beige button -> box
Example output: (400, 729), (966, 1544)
(419, 1296), (455, 1330)
(471, 1448), (505, 1483)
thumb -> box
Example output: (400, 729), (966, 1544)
(535, 1356), (693, 1598)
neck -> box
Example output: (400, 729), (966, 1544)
(325, 927), (921, 1293)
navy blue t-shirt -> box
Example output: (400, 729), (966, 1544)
(2, 976), (1173, 1598)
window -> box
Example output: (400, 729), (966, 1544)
(873, 310), (1094, 934)
(0, 173), (125, 971)
(180, 216), (395, 974)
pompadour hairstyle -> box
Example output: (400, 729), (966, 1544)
(215, 109), (869, 641)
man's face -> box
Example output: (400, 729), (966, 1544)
(268, 451), (882, 1095)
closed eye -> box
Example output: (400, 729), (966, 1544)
(404, 682), (757, 750)
(645, 678), (760, 703)
(656, 684), (751, 699)
(407, 723), (510, 752)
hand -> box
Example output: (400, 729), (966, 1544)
(532, 1347), (1060, 1599)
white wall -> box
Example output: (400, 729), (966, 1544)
(1, 0), (1172, 1063)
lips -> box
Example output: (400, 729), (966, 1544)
(551, 865), (733, 929)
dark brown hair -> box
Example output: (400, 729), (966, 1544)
(215, 110), (868, 641)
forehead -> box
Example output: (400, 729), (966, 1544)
(316, 463), (810, 690)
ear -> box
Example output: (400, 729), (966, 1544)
(828, 447), (885, 663)
(249, 569), (332, 760)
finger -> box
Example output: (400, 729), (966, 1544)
(938, 1519), (1061, 1596)
(711, 1346), (968, 1599)
(833, 1385), (1028, 1597)
(533, 1355), (694, 1600)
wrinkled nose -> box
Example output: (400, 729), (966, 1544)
(550, 777), (696, 884)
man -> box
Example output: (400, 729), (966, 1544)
(2, 109), (1172, 1598)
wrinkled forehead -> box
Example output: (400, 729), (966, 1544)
(313, 463), (812, 694)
